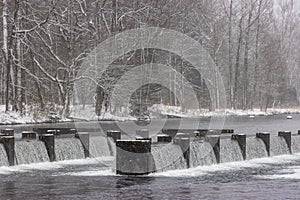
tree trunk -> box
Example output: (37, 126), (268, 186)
(2, 0), (10, 112)
(233, 16), (244, 109)
(228, 0), (233, 109)
(242, 11), (252, 110)
(252, 0), (263, 110)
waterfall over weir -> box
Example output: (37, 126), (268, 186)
(15, 140), (49, 165)
(270, 136), (290, 156)
(246, 138), (268, 160)
(291, 136), (300, 153)
(152, 144), (187, 172)
(220, 139), (243, 163)
(89, 136), (111, 157)
(190, 141), (217, 167)
(0, 144), (9, 166)
(55, 138), (85, 161)
(107, 137), (116, 156)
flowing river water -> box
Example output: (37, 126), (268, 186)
(0, 114), (300, 199)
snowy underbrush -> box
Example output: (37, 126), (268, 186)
(1, 103), (300, 125)
(0, 105), (50, 124)
(69, 105), (136, 121)
(0, 104), (71, 125)
(148, 103), (300, 118)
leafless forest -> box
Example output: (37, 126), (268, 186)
(1, 0), (299, 118)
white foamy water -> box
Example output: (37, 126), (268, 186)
(108, 137), (116, 156)
(153, 154), (300, 178)
(246, 137), (268, 160)
(270, 136), (290, 156)
(55, 138), (85, 161)
(0, 156), (114, 175)
(89, 136), (111, 157)
(190, 141), (217, 167)
(0, 144), (9, 166)
(60, 169), (115, 177)
(15, 140), (50, 165)
(152, 144), (187, 172)
(220, 139), (243, 163)
(257, 164), (300, 180)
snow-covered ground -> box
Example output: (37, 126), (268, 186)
(0, 105), (72, 125)
(0, 104), (300, 125)
(69, 105), (136, 122)
(149, 104), (300, 118)
(0, 109), (41, 125)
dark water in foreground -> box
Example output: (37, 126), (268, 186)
(1, 155), (300, 200)
(1, 114), (300, 199)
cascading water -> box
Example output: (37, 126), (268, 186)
(151, 144), (187, 172)
(246, 137), (268, 160)
(89, 136), (111, 157)
(15, 140), (49, 165)
(220, 139), (243, 163)
(190, 140), (217, 167)
(108, 137), (116, 156)
(55, 138), (85, 161)
(291, 136), (300, 153)
(270, 136), (290, 156)
(0, 144), (9, 166)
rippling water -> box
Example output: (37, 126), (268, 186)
(1, 114), (300, 199)
(1, 154), (300, 199)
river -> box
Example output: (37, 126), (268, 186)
(0, 114), (300, 199)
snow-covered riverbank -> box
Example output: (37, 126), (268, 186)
(0, 104), (300, 125)
(148, 104), (300, 118)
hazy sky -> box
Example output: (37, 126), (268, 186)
(274, 0), (300, 17)
(275, 0), (300, 12)
(294, 1), (300, 12)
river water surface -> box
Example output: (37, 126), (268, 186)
(0, 114), (300, 199)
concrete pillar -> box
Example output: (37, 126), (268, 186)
(47, 129), (60, 136)
(75, 132), (89, 158)
(221, 129), (234, 134)
(135, 137), (151, 142)
(33, 128), (47, 135)
(256, 132), (270, 156)
(70, 129), (77, 134)
(0, 129), (14, 136)
(0, 136), (15, 166)
(54, 128), (77, 135)
(107, 130), (121, 142)
(116, 140), (154, 175)
(136, 129), (151, 141)
(39, 134), (55, 161)
(34, 128), (76, 136)
(174, 132), (190, 139)
(278, 131), (291, 154)
(195, 129), (208, 137)
(206, 135), (220, 163)
(207, 129), (222, 136)
(231, 134), (246, 160)
(161, 129), (179, 138)
(157, 134), (172, 143)
(22, 131), (37, 139)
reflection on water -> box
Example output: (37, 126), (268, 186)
(115, 177), (155, 199)
(0, 115), (300, 199)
